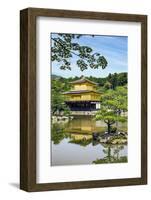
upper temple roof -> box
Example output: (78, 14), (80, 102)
(70, 76), (98, 85)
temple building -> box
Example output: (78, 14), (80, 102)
(63, 76), (101, 115)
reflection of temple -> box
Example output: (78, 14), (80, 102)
(71, 133), (92, 141)
(65, 116), (106, 134)
(63, 76), (101, 115)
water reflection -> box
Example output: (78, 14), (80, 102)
(51, 116), (127, 166)
(66, 116), (106, 134)
(93, 144), (127, 164)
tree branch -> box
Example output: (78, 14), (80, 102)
(52, 37), (81, 58)
(51, 37), (93, 63)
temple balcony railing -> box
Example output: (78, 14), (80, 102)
(64, 97), (100, 102)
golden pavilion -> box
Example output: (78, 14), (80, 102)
(63, 76), (101, 113)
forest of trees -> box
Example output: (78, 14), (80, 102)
(52, 72), (127, 90)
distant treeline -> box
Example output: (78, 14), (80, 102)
(52, 72), (127, 90)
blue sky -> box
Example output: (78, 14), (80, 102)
(51, 33), (128, 78)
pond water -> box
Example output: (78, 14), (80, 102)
(51, 116), (127, 166)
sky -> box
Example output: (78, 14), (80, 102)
(51, 33), (128, 78)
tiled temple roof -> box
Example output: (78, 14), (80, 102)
(70, 76), (98, 85)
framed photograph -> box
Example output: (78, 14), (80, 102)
(20, 8), (147, 191)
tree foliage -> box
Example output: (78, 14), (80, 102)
(103, 81), (112, 90)
(51, 33), (108, 71)
(107, 73), (127, 90)
(51, 79), (70, 115)
(95, 87), (127, 134)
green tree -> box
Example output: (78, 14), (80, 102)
(108, 73), (118, 89)
(103, 81), (112, 90)
(106, 73), (127, 89)
(95, 87), (127, 134)
(117, 72), (127, 86)
(52, 79), (70, 115)
(51, 33), (108, 71)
